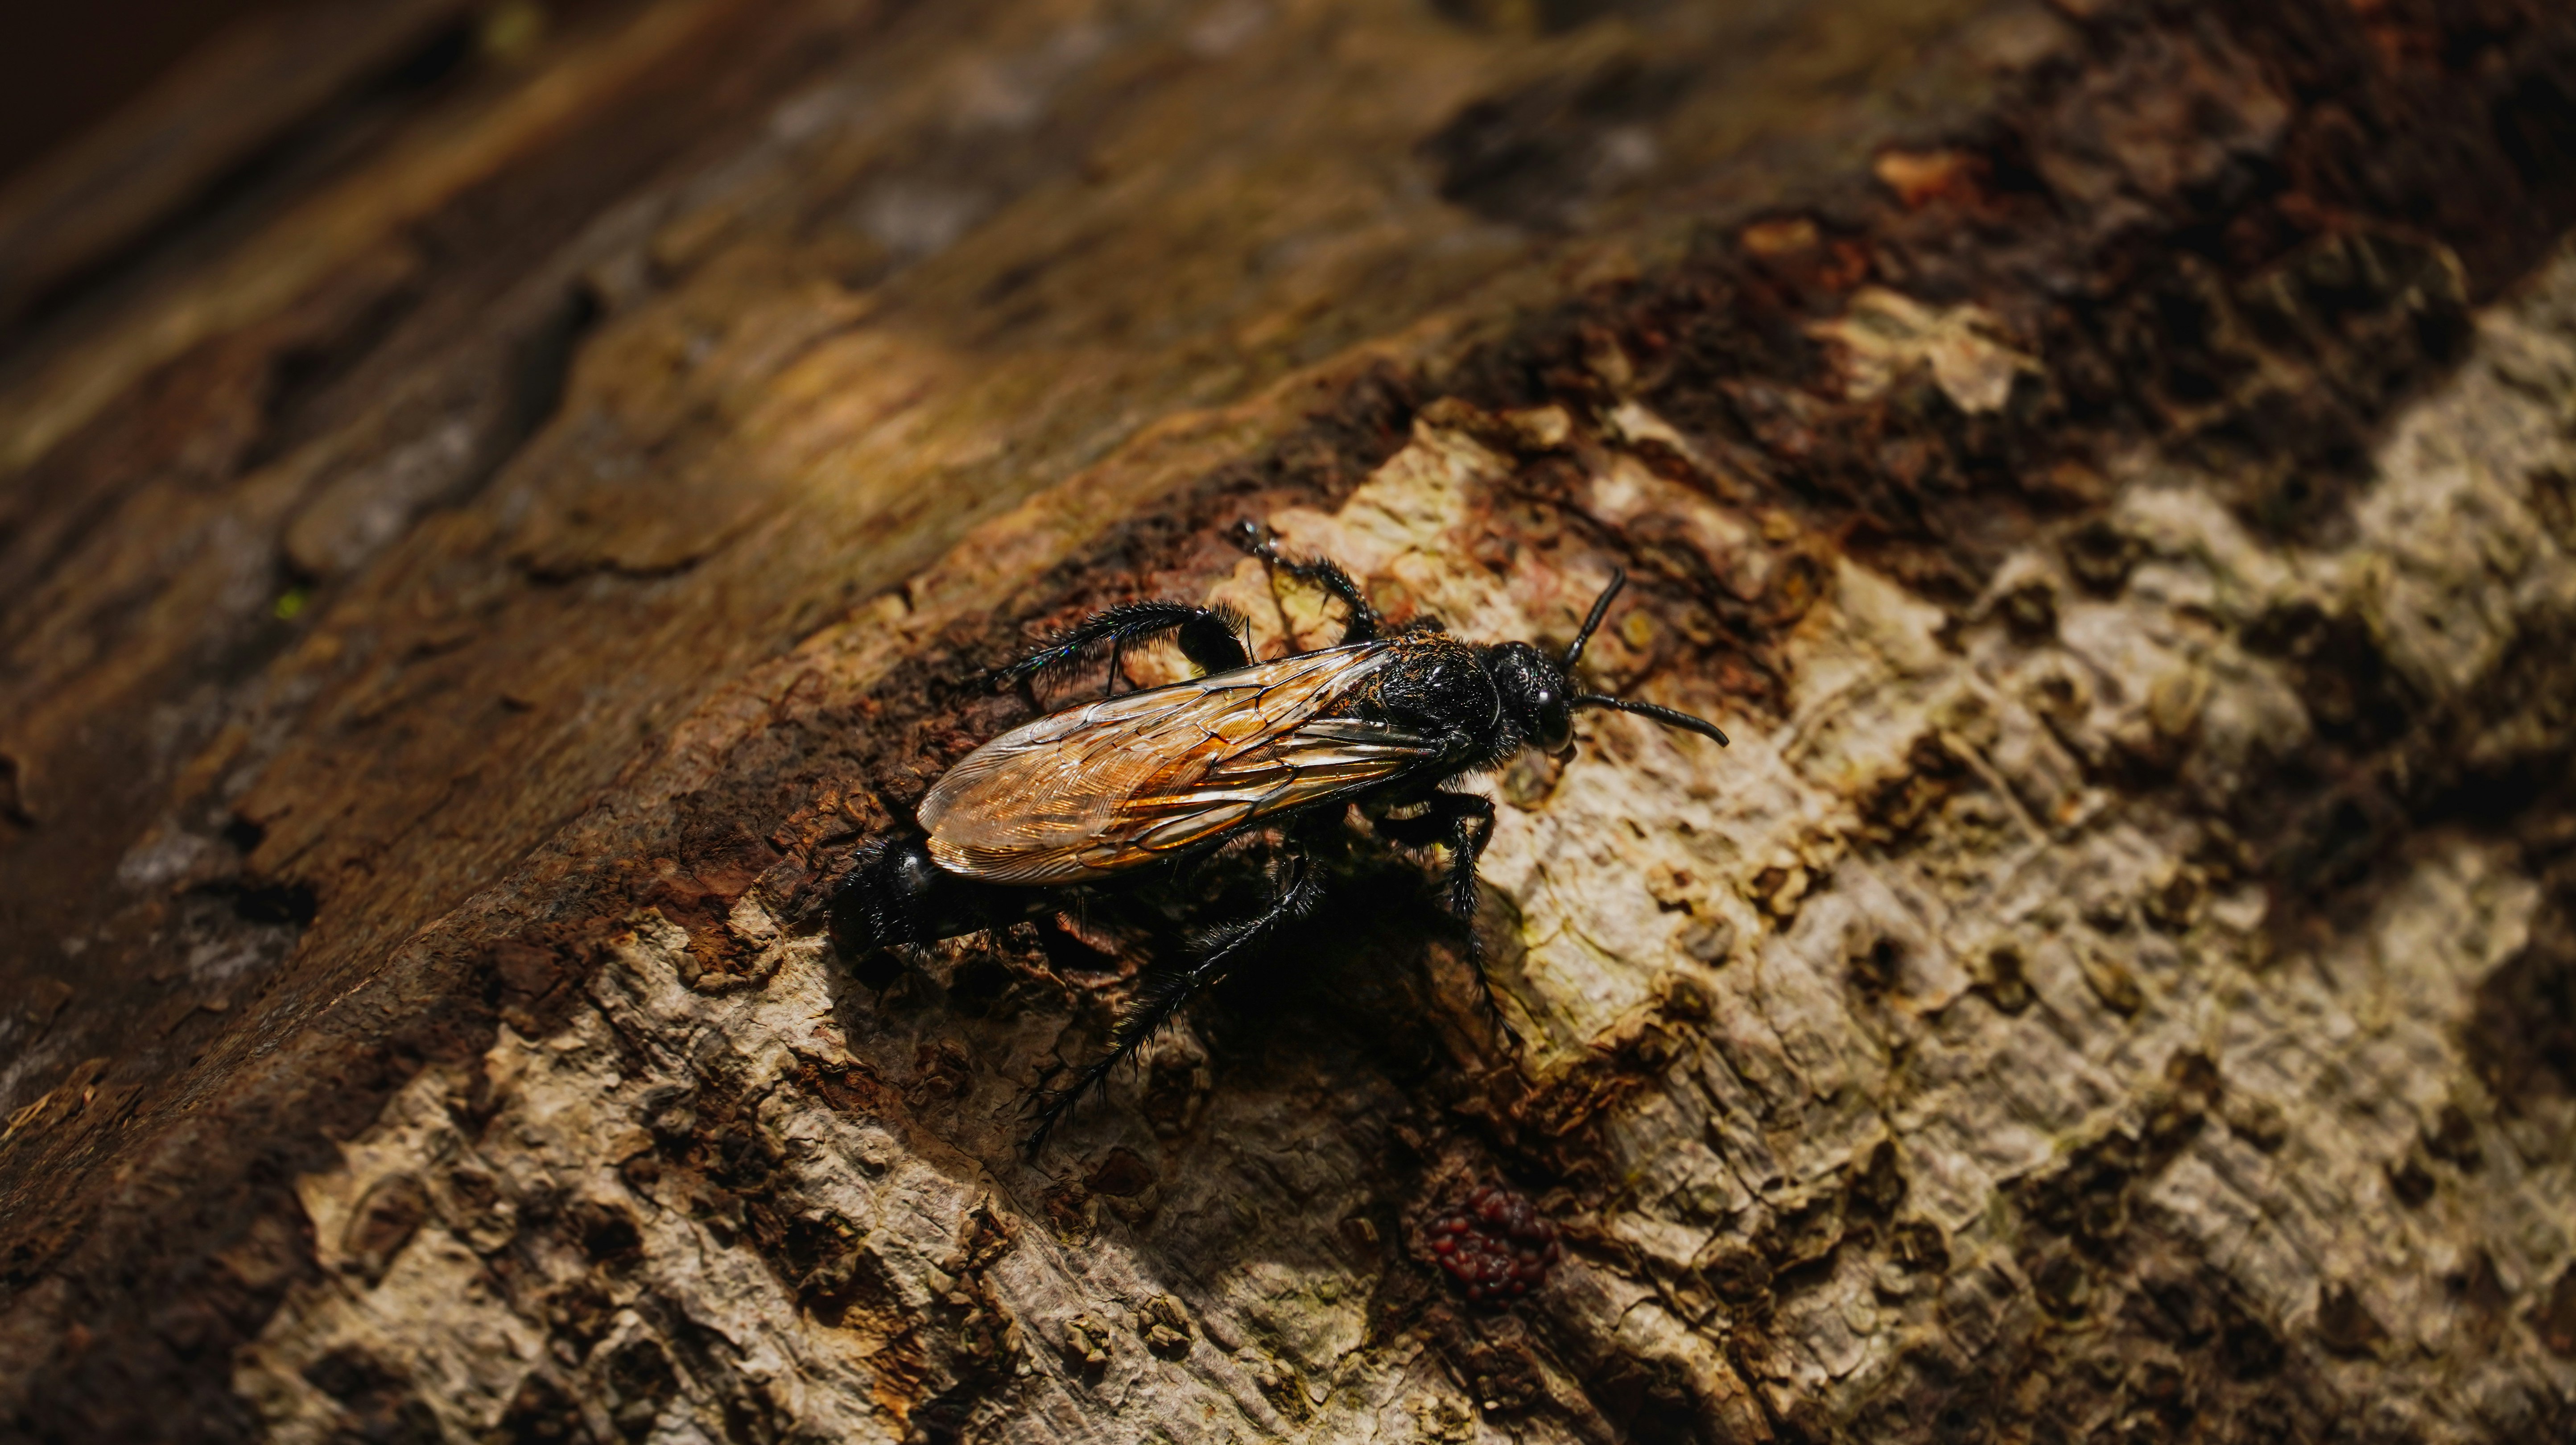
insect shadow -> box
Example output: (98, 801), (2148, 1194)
(831, 521), (1727, 1153)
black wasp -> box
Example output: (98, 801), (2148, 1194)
(832, 523), (1729, 1151)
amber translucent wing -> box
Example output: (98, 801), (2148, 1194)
(918, 644), (1441, 884)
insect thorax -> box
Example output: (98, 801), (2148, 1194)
(1341, 631), (1509, 760)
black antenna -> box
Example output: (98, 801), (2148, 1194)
(1572, 695), (1731, 747)
(1563, 568), (1626, 670)
(1562, 566), (1729, 746)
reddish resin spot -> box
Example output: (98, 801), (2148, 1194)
(1426, 1184), (1563, 1302)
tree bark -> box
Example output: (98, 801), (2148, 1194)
(5, 1), (2576, 1441)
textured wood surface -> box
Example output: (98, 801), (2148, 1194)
(4, 1), (2576, 1441)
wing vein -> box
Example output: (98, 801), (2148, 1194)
(919, 644), (1436, 884)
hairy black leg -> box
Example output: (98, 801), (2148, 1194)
(1230, 519), (1381, 644)
(1440, 795), (1512, 1042)
(994, 600), (1253, 697)
(1024, 850), (1325, 1154)
(1379, 791), (1516, 1045)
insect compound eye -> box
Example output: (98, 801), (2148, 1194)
(1489, 642), (1575, 755)
(1533, 691), (1572, 754)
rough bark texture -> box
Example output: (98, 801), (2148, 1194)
(6, 1), (2576, 1441)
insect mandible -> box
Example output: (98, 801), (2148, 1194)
(832, 522), (1729, 1151)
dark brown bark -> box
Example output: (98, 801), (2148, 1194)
(4, 1), (2576, 1441)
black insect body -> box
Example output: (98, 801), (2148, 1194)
(833, 524), (1729, 1150)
